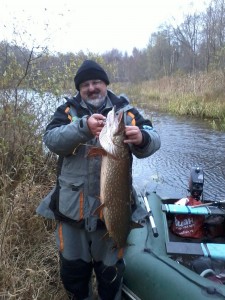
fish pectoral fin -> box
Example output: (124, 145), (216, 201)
(93, 203), (105, 216)
(130, 221), (143, 229)
(87, 147), (107, 157)
(102, 231), (110, 240)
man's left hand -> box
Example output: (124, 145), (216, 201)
(124, 126), (143, 145)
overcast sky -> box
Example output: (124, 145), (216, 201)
(1, 0), (211, 55)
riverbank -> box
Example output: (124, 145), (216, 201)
(111, 71), (225, 131)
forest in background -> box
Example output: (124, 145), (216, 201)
(0, 0), (224, 127)
(0, 0), (225, 299)
(1, 0), (225, 89)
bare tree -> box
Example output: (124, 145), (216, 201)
(201, 0), (225, 71)
(173, 13), (201, 73)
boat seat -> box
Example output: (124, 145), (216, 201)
(162, 204), (225, 260)
(166, 241), (225, 261)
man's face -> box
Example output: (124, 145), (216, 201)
(79, 79), (107, 107)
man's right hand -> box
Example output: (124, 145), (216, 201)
(87, 114), (106, 137)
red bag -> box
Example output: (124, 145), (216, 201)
(171, 197), (205, 238)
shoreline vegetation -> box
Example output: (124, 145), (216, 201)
(111, 71), (225, 131)
(1, 71), (225, 299)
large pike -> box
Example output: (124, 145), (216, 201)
(96, 106), (141, 249)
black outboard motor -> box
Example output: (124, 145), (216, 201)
(189, 167), (204, 200)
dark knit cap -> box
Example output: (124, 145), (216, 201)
(74, 60), (110, 91)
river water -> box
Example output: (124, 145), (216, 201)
(133, 110), (225, 201)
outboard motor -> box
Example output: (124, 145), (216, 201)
(188, 167), (204, 200)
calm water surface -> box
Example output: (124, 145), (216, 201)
(133, 110), (225, 201)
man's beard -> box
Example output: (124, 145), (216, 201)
(85, 94), (106, 108)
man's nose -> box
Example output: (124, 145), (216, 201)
(88, 83), (96, 90)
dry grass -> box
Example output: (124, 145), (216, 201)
(0, 93), (68, 299)
(0, 157), (100, 300)
(111, 70), (225, 130)
(0, 154), (69, 300)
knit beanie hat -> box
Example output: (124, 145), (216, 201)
(74, 60), (110, 91)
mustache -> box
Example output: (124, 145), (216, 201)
(87, 89), (101, 97)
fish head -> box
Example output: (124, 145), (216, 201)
(99, 106), (128, 158)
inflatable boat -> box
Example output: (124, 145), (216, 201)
(122, 167), (225, 300)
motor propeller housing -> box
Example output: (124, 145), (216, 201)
(189, 167), (204, 200)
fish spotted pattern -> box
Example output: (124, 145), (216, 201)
(97, 106), (141, 249)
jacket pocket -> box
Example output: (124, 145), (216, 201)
(58, 176), (84, 221)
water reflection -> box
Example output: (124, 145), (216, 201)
(133, 111), (225, 201)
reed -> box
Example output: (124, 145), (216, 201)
(111, 70), (225, 130)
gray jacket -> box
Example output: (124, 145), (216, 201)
(36, 91), (161, 230)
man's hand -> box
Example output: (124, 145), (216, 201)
(124, 126), (143, 145)
(87, 114), (106, 137)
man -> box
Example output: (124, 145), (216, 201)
(37, 60), (161, 300)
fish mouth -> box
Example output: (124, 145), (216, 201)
(99, 106), (128, 158)
(106, 106), (123, 133)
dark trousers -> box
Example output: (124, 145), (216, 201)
(56, 222), (125, 300)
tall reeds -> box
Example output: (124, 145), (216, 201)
(111, 71), (225, 130)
